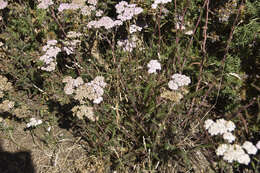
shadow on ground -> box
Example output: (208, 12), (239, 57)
(0, 140), (35, 173)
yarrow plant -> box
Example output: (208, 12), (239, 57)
(115, 1), (143, 22)
(168, 74), (191, 90)
(26, 118), (43, 128)
(205, 118), (259, 165)
(147, 60), (161, 74)
(62, 31), (82, 55)
(63, 76), (107, 121)
(0, 0), (259, 171)
(37, 0), (53, 9)
(151, 0), (172, 9)
(87, 16), (123, 30)
(0, 0), (7, 9)
(39, 40), (61, 72)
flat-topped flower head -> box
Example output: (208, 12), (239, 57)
(256, 141), (260, 150)
(38, 0), (53, 9)
(242, 141), (258, 155)
(168, 74), (191, 91)
(0, 0), (7, 9)
(223, 132), (236, 143)
(152, 0), (172, 9)
(171, 74), (191, 87)
(26, 118), (42, 128)
(204, 118), (236, 136)
(147, 60), (161, 74)
(115, 1), (143, 21)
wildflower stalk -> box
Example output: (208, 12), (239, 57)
(181, 0), (207, 71)
(156, 5), (162, 53)
(214, 0), (245, 111)
(50, 6), (82, 75)
(183, 0), (209, 127)
(173, 0), (188, 72)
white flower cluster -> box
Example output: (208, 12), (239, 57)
(151, 0), (171, 9)
(242, 141), (258, 155)
(72, 105), (97, 121)
(58, 3), (81, 12)
(62, 76), (84, 95)
(87, 1), (143, 30)
(80, 5), (96, 16)
(87, 0), (98, 6)
(37, 0), (53, 9)
(87, 16), (123, 30)
(0, 100), (14, 112)
(216, 144), (250, 165)
(58, 1), (96, 16)
(0, 0), (7, 9)
(63, 76), (107, 105)
(26, 118), (42, 128)
(39, 40), (61, 72)
(257, 141), (260, 150)
(117, 37), (137, 52)
(175, 15), (194, 35)
(0, 75), (13, 99)
(175, 22), (194, 35)
(147, 60), (161, 74)
(63, 31), (82, 55)
(63, 76), (106, 121)
(115, 1), (143, 22)
(0, 76), (14, 113)
(95, 9), (103, 17)
(129, 24), (142, 34)
(205, 118), (259, 165)
(204, 119), (235, 142)
(168, 74), (191, 90)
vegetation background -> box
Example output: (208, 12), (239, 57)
(0, 0), (259, 172)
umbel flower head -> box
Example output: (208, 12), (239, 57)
(216, 144), (251, 165)
(147, 60), (161, 74)
(242, 141), (258, 155)
(0, 0), (7, 9)
(168, 74), (191, 90)
(204, 118), (235, 136)
(205, 118), (259, 165)
(68, 76), (107, 104)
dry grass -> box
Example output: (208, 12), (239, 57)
(0, 119), (106, 173)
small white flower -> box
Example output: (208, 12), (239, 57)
(225, 120), (236, 132)
(223, 132), (236, 143)
(185, 30), (193, 35)
(256, 141), (260, 150)
(67, 31), (82, 38)
(0, 0), (7, 9)
(129, 24), (142, 34)
(216, 144), (228, 156)
(147, 60), (161, 74)
(175, 22), (186, 30)
(222, 144), (249, 164)
(204, 119), (214, 130)
(207, 119), (227, 136)
(171, 74), (191, 87)
(151, 3), (157, 9)
(73, 77), (84, 88)
(88, 0), (98, 6)
(242, 141), (258, 155)
(26, 118), (42, 128)
(237, 153), (250, 165)
(168, 80), (178, 90)
(38, 0), (53, 9)
(93, 97), (103, 104)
